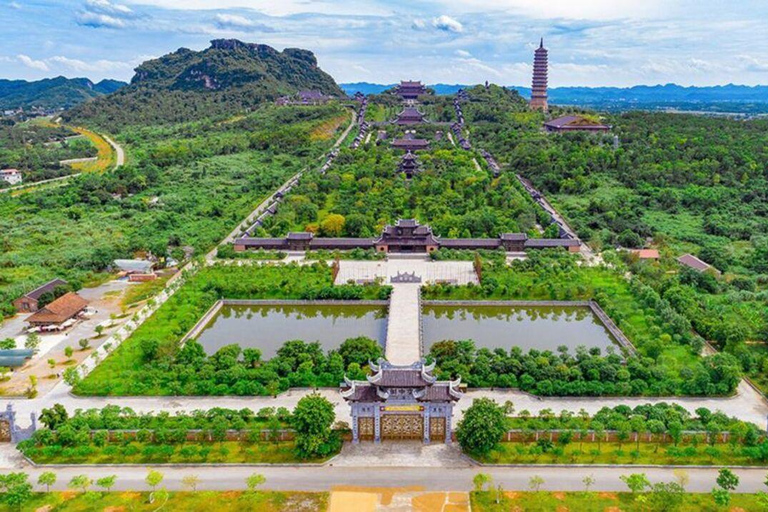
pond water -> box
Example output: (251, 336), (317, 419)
(422, 305), (618, 354)
(194, 304), (388, 358)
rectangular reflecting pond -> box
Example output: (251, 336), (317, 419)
(422, 305), (618, 354)
(195, 304), (388, 358)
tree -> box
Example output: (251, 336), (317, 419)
(620, 473), (650, 494)
(716, 468), (739, 491)
(0, 472), (33, 510)
(320, 214), (346, 237)
(95, 325), (105, 337)
(182, 474), (199, 492)
(528, 475), (544, 492)
(245, 473), (266, 492)
(582, 474), (595, 493)
(25, 333), (41, 351)
(37, 471), (57, 492)
(456, 398), (507, 456)
(673, 469), (689, 491)
(79, 338), (90, 350)
(47, 358), (56, 370)
(647, 482), (684, 511)
(712, 488), (731, 507)
(145, 469), (164, 491)
(39, 403), (69, 430)
(68, 475), (92, 493)
(96, 475), (117, 492)
(292, 394), (337, 459)
(63, 367), (81, 387)
(64, 346), (74, 360)
(473, 473), (492, 492)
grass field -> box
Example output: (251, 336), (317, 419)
(22, 440), (332, 465)
(0, 491), (327, 512)
(477, 440), (765, 466)
(471, 490), (767, 512)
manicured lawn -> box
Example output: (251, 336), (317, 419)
(0, 491), (327, 512)
(471, 490), (766, 512)
(22, 441), (332, 465)
(477, 440), (767, 466)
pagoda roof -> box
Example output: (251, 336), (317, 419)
(341, 359), (462, 402)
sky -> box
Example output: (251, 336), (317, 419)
(1, 0), (768, 87)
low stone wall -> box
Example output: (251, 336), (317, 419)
(588, 300), (637, 355)
(422, 300), (590, 307)
(501, 428), (757, 445)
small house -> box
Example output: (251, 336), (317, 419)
(26, 292), (88, 329)
(13, 279), (69, 313)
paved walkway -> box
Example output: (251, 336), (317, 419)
(7, 465), (768, 493)
(334, 441), (470, 468)
(385, 284), (422, 364)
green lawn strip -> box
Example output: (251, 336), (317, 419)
(471, 490), (766, 512)
(76, 263), (390, 396)
(22, 441), (331, 465)
(476, 441), (765, 466)
(0, 491), (328, 512)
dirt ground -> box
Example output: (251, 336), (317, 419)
(327, 487), (470, 512)
(0, 280), (137, 397)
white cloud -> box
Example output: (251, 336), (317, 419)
(48, 56), (132, 73)
(76, 11), (127, 28)
(455, 49), (472, 58)
(86, 0), (133, 15)
(432, 15), (463, 33)
(17, 54), (49, 71)
(411, 18), (426, 30)
(433, 0), (671, 20)
(214, 13), (254, 29)
(8, 2), (21, 9)
(122, 0), (392, 17)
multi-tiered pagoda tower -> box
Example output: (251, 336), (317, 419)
(530, 38), (548, 112)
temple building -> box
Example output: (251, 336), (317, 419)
(341, 359), (461, 443)
(395, 106), (425, 125)
(234, 219), (580, 254)
(544, 116), (611, 133)
(530, 39), (548, 112)
(391, 138), (430, 152)
(397, 81), (427, 100)
(398, 151), (420, 179)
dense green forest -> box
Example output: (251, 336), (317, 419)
(0, 121), (96, 184)
(460, 84), (767, 389)
(256, 145), (542, 238)
(0, 76), (124, 110)
(0, 104), (348, 317)
(65, 39), (344, 131)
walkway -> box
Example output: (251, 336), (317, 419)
(385, 284), (422, 364)
(8, 465), (768, 493)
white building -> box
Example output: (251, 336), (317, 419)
(0, 169), (22, 186)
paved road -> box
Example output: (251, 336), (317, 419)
(7, 465), (768, 493)
(385, 284), (422, 364)
(102, 134), (125, 168)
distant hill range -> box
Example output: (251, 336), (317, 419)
(65, 39), (343, 129)
(342, 82), (768, 112)
(0, 77), (126, 111)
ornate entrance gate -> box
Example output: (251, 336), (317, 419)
(358, 417), (375, 441)
(429, 417), (446, 442)
(0, 420), (10, 443)
(381, 414), (423, 440)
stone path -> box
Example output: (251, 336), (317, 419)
(333, 441), (470, 468)
(385, 284), (422, 364)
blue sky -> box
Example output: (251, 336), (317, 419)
(2, 0), (768, 87)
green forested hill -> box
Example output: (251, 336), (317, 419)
(0, 77), (126, 110)
(65, 39), (344, 131)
